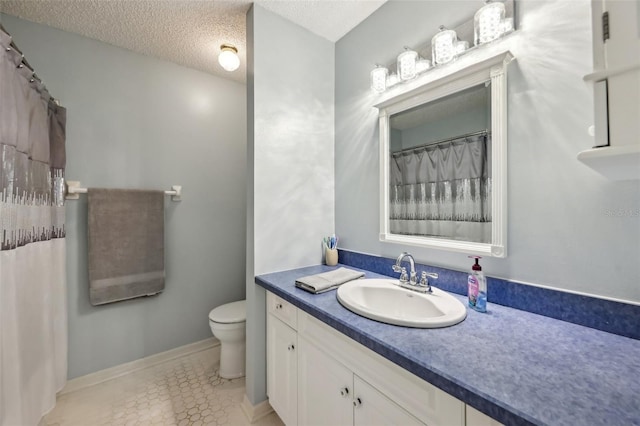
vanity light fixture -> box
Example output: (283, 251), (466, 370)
(432, 26), (459, 66)
(370, 65), (389, 93)
(474, 0), (507, 46)
(397, 47), (418, 81)
(368, 0), (514, 95)
(218, 44), (240, 72)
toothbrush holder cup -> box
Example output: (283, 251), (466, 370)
(325, 248), (338, 266)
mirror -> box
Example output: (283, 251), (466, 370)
(389, 83), (491, 243)
(376, 50), (513, 257)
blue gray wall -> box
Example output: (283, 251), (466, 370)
(2, 14), (248, 378)
(335, 0), (640, 303)
(246, 4), (335, 405)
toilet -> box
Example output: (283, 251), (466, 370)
(208, 300), (246, 379)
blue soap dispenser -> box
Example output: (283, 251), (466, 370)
(468, 256), (487, 312)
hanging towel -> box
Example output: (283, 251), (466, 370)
(88, 189), (165, 305)
(295, 267), (365, 294)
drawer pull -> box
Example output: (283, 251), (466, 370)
(287, 344), (295, 351)
(340, 387), (349, 397)
(353, 397), (362, 407)
(275, 303), (283, 310)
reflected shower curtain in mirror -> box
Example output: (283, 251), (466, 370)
(390, 134), (491, 243)
(1, 29), (67, 425)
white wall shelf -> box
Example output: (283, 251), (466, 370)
(577, 145), (640, 181)
(584, 63), (640, 82)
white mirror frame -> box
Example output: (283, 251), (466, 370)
(375, 50), (514, 258)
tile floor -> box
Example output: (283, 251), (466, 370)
(43, 348), (284, 426)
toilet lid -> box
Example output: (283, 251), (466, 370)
(209, 300), (246, 324)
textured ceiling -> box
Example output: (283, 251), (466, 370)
(0, 0), (386, 83)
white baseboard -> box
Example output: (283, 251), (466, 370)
(240, 394), (274, 423)
(60, 337), (219, 395)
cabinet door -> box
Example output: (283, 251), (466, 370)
(603, 0), (640, 148)
(353, 376), (424, 426)
(267, 313), (298, 426)
(602, 0), (640, 71)
(297, 336), (353, 426)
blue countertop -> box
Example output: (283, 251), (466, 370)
(255, 265), (640, 426)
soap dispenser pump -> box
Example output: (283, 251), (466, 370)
(468, 256), (487, 312)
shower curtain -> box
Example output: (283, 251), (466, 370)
(390, 133), (491, 243)
(0, 28), (68, 425)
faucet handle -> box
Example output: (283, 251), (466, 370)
(392, 264), (403, 273)
(419, 271), (438, 293)
(399, 267), (409, 283)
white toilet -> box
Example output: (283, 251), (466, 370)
(208, 300), (246, 379)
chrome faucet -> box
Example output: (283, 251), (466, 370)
(393, 252), (417, 285)
(392, 252), (438, 294)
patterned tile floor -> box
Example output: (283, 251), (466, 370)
(43, 348), (284, 426)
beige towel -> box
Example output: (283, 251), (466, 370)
(295, 267), (365, 294)
(88, 189), (165, 305)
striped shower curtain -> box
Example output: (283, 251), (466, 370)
(0, 28), (68, 425)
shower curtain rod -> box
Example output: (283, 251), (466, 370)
(1, 24), (35, 75)
(1, 24), (61, 105)
(65, 181), (182, 202)
(391, 129), (490, 156)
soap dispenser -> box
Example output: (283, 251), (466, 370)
(468, 256), (487, 312)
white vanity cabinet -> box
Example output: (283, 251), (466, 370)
(266, 293), (298, 426)
(265, 291), (467, 426)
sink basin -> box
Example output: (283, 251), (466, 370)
(337, 279), (467, 328)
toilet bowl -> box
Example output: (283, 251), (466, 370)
(208, 300), (246, 379)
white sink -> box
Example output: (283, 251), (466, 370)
(337, 279), (467, 328)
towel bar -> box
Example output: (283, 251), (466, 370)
(65, 181), (182, 201)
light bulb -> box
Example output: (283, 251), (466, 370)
(501, 17), (514, 35)
(218, 44), (240, 72)
(387, 73), (400, 88)
(416, 58), (431, 74)
(455, 41), (470, 55)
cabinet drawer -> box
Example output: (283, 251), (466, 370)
(267, 291), (298, 330)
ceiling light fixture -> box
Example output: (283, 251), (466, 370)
(218, 44), (240, 72)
